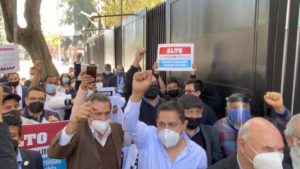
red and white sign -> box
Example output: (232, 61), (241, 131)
(0, 44), (20, 74)
(157, 43), (194, 71)
(19, 121), (68, 168)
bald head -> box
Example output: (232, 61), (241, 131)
(239, 117), (283, 146)
(237, 117), (284, 169)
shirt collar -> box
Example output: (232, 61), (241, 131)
(89, 123), (112, 139)
(236, 154), (244, 169)
(16, 149), (22, 163)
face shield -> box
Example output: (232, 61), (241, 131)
(226, 96), (251, 131)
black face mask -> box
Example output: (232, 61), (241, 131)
(28, 102), (44, 113)
(144, 84), (159, 99)
(186, 117), (202, 129)
(10, 81), (20, 87)
(167, 89), (180, 98)
(12, 139), (19, 152)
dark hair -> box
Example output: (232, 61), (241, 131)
(26, 86), (46, 98)
(184, 79), (204, 92)
(167, 77), (179, 86)
(227, 93), (251, 103)
(60, 73), (71, 86)
(7, 72), (20, 79)
(87, 92), (112, 107)
(43, 75), (58, 84)
(157, 101), (185, 122)
(3, 111), (22, 136)
(104, 64), (112, 70)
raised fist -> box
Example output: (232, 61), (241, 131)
(264, 92), (285, 113)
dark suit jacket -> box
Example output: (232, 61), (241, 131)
(0, 123), (17, 169)
(19, 149), (43, 169)
(106, 75), (117, 87)
(208, 155), (239, 169)
(21, 85), (28, 108)
(48, 121), (124, 169)
(199, 124), (223, 166)
(208, 154), (293, 169)
(203, 103), (218, 125)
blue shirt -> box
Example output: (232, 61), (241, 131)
(124, 100), (207, 169)
(16, 149), (22, 169)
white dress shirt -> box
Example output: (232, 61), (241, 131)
(59, 124), (112, 146)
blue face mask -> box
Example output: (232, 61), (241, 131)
(47, 84), (57, 94)
(62, 77), (70, 84)
(227, 108), (251, 131)
(117, 72), (124, 77)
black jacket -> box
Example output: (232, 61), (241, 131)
(209, 154), (293, 169)
(0, 123), (17, 169)
(203, 103), (218, 125)
(195, 124), (223, 166)
(19, 149), (44, 169)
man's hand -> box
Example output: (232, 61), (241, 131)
(152, 62), (159, 75)
(79, 70), (94, 91)
(67, 102), (92, 135)
(133, 48), (146, 67)
(264, 92), (285, 113)
(33, 60), (42, 74)
(190, 63), (198, 76)
(131, 70), (152, 102)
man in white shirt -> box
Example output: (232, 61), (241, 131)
(123, 70), (207, 169)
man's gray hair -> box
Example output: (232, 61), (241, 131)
(284, 113), (300, 136)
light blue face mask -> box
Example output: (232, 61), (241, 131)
(62, 77), (70, 84)
(227, 108), (251, 131)
(46, 84), (57, 94)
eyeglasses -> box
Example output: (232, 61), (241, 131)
(28, 97), (45, 102)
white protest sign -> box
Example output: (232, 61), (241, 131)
(98, 87), (116, 96)
(0, 44), (20, 74)
(157, 43), (194, 71)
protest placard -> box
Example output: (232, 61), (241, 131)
(157, 43), (194, 71)
(19, 121), (68, 169)
(0, 44), (20, 74)
(97, 87), (116, 96)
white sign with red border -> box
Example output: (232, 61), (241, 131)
(0, 44), (20, 74)
(157, 43), (194, 71)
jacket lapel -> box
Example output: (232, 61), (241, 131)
(110, 123), (121, 169)
(200, 124), (212, 165)
(20, 150), (30, 169)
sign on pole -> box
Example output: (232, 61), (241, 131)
(19, 121), (68, 169)
(157, 43), (194, 71)
(0, 44), (20, 74)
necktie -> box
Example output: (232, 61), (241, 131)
(13, 87), (17, 94)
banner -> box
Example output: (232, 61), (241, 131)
(19, 121), (68, 169)
(0, 44), (20, 74)
(157, 43), (194, 71)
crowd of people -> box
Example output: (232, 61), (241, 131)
(0, 48), (299, 169)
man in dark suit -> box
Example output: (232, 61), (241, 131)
(2, 111), (44, 169)
(179, 94), (223, 166)
(184, 79), (218, 125)
(0, 87), (18, 169)
(209, 118), (291, 169)
(106, 65), (125, 96)
(7, 73), (27, 108)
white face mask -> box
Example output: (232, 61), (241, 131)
(290, 138), (300, 169)
(247, 144), (283, 169)
(158, 129), (180, 148)
(91, 120), (110, 134)
(96, 82), (103, 91)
